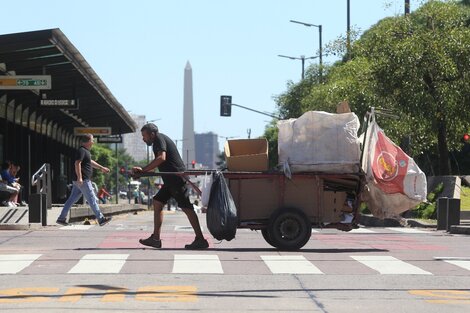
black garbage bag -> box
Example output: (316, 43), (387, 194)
(206, 172), (237, 241)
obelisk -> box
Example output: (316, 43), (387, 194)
(182, 61), (196, 168)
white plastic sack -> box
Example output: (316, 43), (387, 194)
(277, 111), (361, 173)
(201, 172), (213, 207)
(361, 115), (427, 218)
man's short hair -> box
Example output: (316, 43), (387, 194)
(80, 133), (93, 143)
(141, 123), (159, 135)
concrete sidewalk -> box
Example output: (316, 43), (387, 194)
(359, 211), (470, 235)
(0, 203), (146, 230)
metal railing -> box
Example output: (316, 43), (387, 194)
(31, 163), (52, 209)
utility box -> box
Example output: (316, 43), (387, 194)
(28, 193), (47, 226)
(224, 139), (268, 172)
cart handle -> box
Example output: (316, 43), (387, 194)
(130, 171), (203, 196)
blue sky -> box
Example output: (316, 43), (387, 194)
(2, 0), (423, 151)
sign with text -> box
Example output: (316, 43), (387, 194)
(39, 99), (79, 109)
(0, 75), (51, 90)
(74, 127), (112, 136)
(97, 135), (122, 143)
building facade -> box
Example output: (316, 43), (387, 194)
(195, 132), (219, 169)
(119, 114), (147, 162)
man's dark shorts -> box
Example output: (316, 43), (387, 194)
(153, 182), (194, 210)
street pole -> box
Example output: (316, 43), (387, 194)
(278, 54), (318, 81)
(318, 25), (323, 80)
(289, 20), (323, 81)
(347, 0), (351, 60)
(115, 142), (118, 204)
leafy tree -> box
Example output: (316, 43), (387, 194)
(263, 120), (279, 168)
(91, 144), (138, 193)
(268, 1), (470, 175)
(91, 144), (115, 189)
(355, 1), (470, 174)
(215, 151), (226, 170)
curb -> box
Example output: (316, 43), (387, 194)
(450, 225), (470, 235)
(358, 214), (437, 228)
(68, 206), (146, 223)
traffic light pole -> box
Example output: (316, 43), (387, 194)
(220, 95), (279, 119)
(230, 103), (279, 119)
(115, 142), (118, 204)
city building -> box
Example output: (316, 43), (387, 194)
(195, 132), (219, 169)
(119, 113), (147, 162)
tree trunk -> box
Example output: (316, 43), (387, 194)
(437, 119), (451, 175)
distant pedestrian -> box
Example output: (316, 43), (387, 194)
(56, 134), (112, 226)
(97, 185), (111, 204)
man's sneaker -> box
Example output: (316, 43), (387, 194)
(185, 237), (209, 250)
(56, 219), (68, 226)
(139, 235), (162, 248)
(98, 216), (112, 226)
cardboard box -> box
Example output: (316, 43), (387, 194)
(224, 139), (268, 172)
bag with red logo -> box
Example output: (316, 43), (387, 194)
(361, 114), (427, 218)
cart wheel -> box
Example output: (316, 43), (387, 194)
(261, 228), (277, 248)
(267, 208), (312, 250)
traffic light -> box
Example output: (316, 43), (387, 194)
(220, 95), (232, 117)
(119, 166), (128, 179)
(191, 160), (196, 169)
(464, 133), (470, 142)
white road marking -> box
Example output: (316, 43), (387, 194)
(60, 225), (94, 230)
(351, 255), (432, 275)
(172, 255), (223, 274)
(68, 254), (129, 274)
(386, 228), (430, 234)
(0, 254), (42, 274)
(349, 228), (375, 233)
(442, 260), (470, 271)
(174, 225), (203, 232)
(261, 255), (323, 274)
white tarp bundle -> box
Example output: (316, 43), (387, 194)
(277, 111), (361, 173)
(361, 114), (427, 218)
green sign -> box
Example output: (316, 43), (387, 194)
(0, 75), (51, 90)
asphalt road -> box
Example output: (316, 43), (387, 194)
(0, 210), (470, 313)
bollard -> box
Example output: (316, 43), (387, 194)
(436, 197), (448, 231)
(28, 194), (47, 226)
(446, 198), (460, 231)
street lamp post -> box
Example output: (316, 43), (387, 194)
(347, 0), (351, 59)
(278, 54), (319, 80)
(290, 20), (323, 80)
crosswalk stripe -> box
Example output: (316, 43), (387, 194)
(0, 254), (42, 274)
(60, 225), (94, 230)
(174, 226), (204, 232)
(261, 255), (323, 274)
(349, 228), (375, 233)
(443, 260), (470, 271)
(68, 254), (129, 274)
(172, 255), (223, 274)
(386, 228), (430, 234)
(351, 256), (432, 275)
